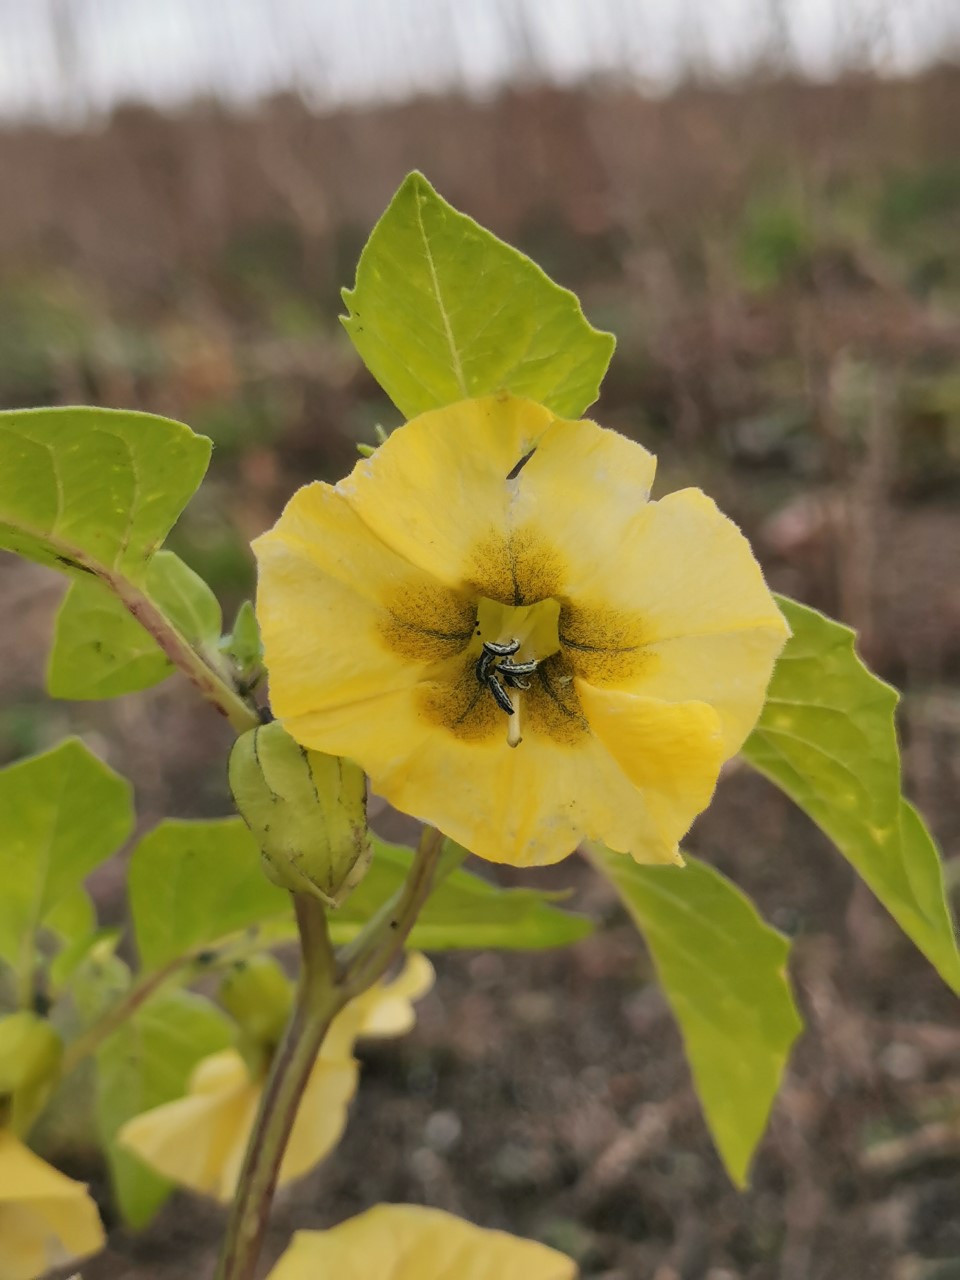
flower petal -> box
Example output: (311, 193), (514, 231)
(117, 1050), (258, 1202)
(0, 1132), (105, 1280)
(320, 952), (435, 1062)
(278, 1057), (359, 1187)
(576, 682), (724, 856)
(285, 686), (683, 866)
(339, 395), (557, 589)
(632, 626), (789, 755)
(0, 1203), (57, 1280)
(255, 482), (478, 722)
(559, 487), (788, 751)
(563, 486), (783, 638)
(266, 1204), (577, 1280)
(355, 953), (436, 1040)
(505, 410), (657, 562)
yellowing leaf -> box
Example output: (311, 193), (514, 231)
(0, 1130), (105, 1280)
(743, 596), (960, 993)
(591, 847), (802, 1187)
(342, 172), (614, 419)
(116, 1047), (357, 1204)
(268, 1204), (576, 1280)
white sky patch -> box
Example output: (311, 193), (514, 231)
(0, 0), (956, 122)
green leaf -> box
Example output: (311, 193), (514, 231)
(743, 596), (960, 993)
(0, 407), (210, 578)
(143, 550), (222, 647)
(42, 886), (101, 993)
(68, 940), (130, 1027)
(591, 847), (802, 1187)
(0, 739), (134, 970)
(127, 820), (590, 969)
(50, 925), (123, 994)
(47, 550), (223, 699)
(342, 172), (615, 420)
(43, 887), (97, 945)
(330, 838), (593, 950)
(96, 989), (233, 1226)
(127, 824), (590, 960)
(129, 818), (290, 972)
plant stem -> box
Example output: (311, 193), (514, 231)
(338, 823), (446, 1001)
(215, 894), (340, 1280)
(215, 825), (446, 1280)
(104, 571), (259, 733)
(60, 922), (306, 1080)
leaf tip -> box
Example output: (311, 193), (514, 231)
(403, 169), (435, 197)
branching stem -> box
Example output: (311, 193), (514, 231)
(338, 824), (446, 1000)
(51, 540), (446, 1279)
(215, 825), (445, 1280)
(214, 895), (340, 1280)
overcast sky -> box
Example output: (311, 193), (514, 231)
(0, 0), (957, 121)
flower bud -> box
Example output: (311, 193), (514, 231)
(219, 955), (293, 1049)
(0, 1011), (63, 1133)
(221, 599), (263, 685)
(229, 721), (372, 907)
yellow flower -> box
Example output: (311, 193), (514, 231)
(0, 1130), (105, 1280)
(118, 954), (434, 1201)
(255, 395), (788, 867)
(266, 1203), (577, 1279)
(327, 951), (435, 1050)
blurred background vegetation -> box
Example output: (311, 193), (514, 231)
(2, 2), (958, 688)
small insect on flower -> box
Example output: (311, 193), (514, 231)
(254, 394), (788, 868)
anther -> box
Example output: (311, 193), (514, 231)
(486, 674), (515, 715)
(476, 638), (540, 725)
(482, 638), (521, 657)
(498, 657), (538, 677)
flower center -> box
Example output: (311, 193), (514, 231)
(474, 598), (561, 747)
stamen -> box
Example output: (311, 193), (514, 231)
(483, 638), (521, 657)
(486, 672), (515, 715)
(476, 636), (539, 737)
(506, 687), (522, 748)
(499, 657), (538, 678)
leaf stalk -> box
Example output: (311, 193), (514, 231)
(104, 571), (259, 732)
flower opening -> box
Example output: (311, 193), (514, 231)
(255, 395), (789, 867)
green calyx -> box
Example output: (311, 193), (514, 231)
(0, 1011), (63, 1134)
(219, 955), (293, 1052)
(221, 599), (264, 688)
(229, 720), (372, 908)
